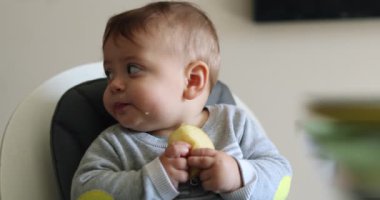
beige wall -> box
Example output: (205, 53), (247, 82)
(2, 0), (380, 199)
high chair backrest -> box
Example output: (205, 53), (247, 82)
(0, 62), (106, 200)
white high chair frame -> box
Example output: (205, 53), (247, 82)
(0, 62), (256, 200)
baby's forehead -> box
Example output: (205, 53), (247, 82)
(112, 29), (181, 50)
(104, 31), (187, 61)
(111, 19), (183, 42)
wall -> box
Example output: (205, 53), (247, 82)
(2, 0), (380, 199)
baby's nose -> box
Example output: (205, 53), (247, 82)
(109, 77), (125, 93)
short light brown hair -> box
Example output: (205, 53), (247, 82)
(103, 1), (221, 88)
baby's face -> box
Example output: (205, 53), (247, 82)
(102, 34), (187, 135)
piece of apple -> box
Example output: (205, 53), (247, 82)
(168, 124), (215, 177)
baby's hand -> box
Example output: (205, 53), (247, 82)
(188, 149), (243, 193)
(160, 141), (191, 188)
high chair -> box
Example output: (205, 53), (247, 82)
(0, 62), (257, 200)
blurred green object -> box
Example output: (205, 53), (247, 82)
(308, 98), (380, 122)
(304, 98), (380, 198)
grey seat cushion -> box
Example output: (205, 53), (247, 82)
(50, 78), (235, 200)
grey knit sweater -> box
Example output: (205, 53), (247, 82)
(71, 104), (292, 200)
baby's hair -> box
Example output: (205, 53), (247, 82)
(103, 1), (221, 88)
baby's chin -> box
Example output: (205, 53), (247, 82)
(115, 115), (147, 129)
(119, 122), (153, 133)
(118, 118), (177, 136)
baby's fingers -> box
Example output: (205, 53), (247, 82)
(174, 168), (190, 184)
(187, 154), (215, 170)
(190, 148), (216, 157)
(165, 141), (191, 158)
(172, 157), (189, 171)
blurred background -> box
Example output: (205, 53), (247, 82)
(2, 0), (380, 199)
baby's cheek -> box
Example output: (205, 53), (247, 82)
(102, 93), (113, 113)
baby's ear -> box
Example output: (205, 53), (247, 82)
(183, 61), (209, 100)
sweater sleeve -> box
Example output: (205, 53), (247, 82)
(70, 132), (178, 200)
(220, 108), (292, 200)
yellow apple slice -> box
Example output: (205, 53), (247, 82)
(168, 124), (215, 177)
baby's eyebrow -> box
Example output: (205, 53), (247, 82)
(122, 55), (140, 62)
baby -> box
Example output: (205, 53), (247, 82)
(71, 1), (292, 200)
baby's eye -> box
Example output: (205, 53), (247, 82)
(126, 63), (142, 75)
(104, 69), (114, 80)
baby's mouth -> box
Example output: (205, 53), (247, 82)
(113, 102), (129, 113)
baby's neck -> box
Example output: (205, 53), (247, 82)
(149, 108), (209, 137)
